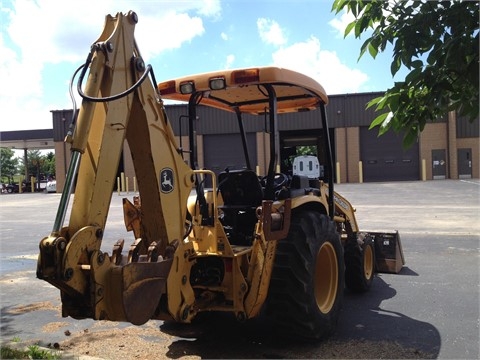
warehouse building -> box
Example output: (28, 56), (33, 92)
(50, 91), (478, 192)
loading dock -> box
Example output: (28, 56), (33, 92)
(360, 127), (420, 182)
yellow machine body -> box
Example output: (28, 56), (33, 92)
(37, 11), (402, 340)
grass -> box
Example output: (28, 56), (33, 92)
(0, 342), (61, 359)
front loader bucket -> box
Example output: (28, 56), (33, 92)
(367, 231), (405, 273)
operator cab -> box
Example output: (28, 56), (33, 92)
(159, 67), (335, 243)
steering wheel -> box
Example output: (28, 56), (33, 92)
(261, 173), (289, 191)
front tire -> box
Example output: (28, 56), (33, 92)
(266, 211), (344, 341)
(345, 233), (375, 293)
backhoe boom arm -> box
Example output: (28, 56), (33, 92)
(37, 11), (194, 324)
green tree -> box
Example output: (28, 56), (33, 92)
(43, 152), (56, 178)
(19, 149), (43, 179)
(18, 150), (55, 180)
(332, 0), (479, 147)
(0, 148), (19, 183)
(296, 146), (317, 156)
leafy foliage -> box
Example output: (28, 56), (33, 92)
(281, 145), (318, 172)
(0, 344), (60, 359)
(332, 0), (479, 147)
(18, 150), (56, 179)
(296, 145), (317, 156)
(0, 148), (19, 183)
(27, 344), (60, 359)
(43, 151), (56, 176)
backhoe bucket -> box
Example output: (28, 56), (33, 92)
(367, 231), (405, 273)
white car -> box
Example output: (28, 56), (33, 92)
(46, 180), (56, 193)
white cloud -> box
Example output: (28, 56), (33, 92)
(257, 18), (287, 46)
(329, 10), (355, 38)
(0, 0), (221, 131)
(224, 54), (235, 69)
(137, 12), (205, 60)
(0, 28), (51, 130)
(271, 36), (368, 95)
(196, 0), (222, 18)
(4, 0), (217, 63)
(221, 32), (228, 41)
(256, 16), (367, 94)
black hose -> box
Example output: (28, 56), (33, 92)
(76, 53), (154, 103)
(65, 64), (84, 136)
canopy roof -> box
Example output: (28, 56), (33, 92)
(158, 66), (328, 115)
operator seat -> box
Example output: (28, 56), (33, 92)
(217, 169), (263, 245)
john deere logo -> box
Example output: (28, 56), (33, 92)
(160, 168), (174, 193)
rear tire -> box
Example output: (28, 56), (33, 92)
(266, 211), (344, 341)
(345, 233), (375, 293)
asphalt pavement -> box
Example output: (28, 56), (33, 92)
(0, 179), (479, 359)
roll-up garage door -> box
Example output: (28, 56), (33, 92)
(203, 133), (257, 175)
(360, 127), (419, 182)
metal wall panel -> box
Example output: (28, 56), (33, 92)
(50, 95), (479, 140)
(163, 105), (190, 136)
(328, 92), (385, 128)
(163, 92), (386, 135)
(51, 110), (73, 141)
(203, 133), (257, 174)
(165, 104), (263, 135)
(277, 110), (323, 131)
(197, 106), (260, 134)
(457, 114), (480, 138)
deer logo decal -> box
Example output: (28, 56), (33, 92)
(160, 168), (174, 193)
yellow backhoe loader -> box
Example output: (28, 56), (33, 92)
(37, 11), (403, 341)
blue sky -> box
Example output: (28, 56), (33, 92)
(0, 0), (405, 132)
